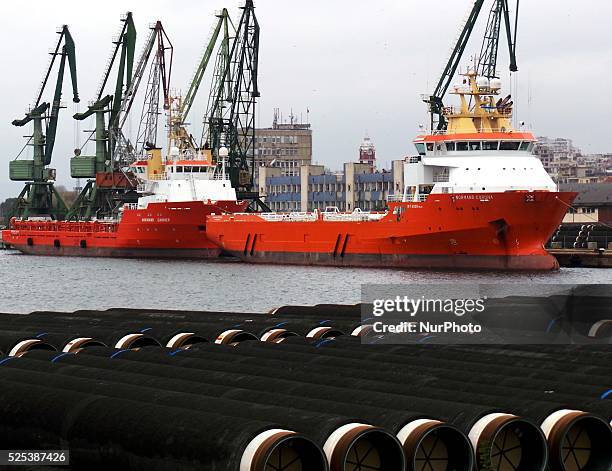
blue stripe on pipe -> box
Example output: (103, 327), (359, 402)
(169, 349), (184, 356)
(545, 317), (562, 333)
(418, 335), (435, 343)
(0, 357), (17, 366)
(318, 320), (332, 326)
(36, 332), (48, 338)
(139, 327), (152, 333)
(51, 352), (73, 363)
(110, 349), (130, 359)
(315, 339), (334, 349)
(274, 322), (288, 328)
(601, 389), (612, 400)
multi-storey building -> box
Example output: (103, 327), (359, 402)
(534, 136), (611, 184)
(257, 161), (405, 212)
(253, 111), (312, 178)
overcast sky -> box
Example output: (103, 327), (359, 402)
(1, 0), (611, 202)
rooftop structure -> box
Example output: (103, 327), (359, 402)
(253, 109), (312, 177)
(359, 136), (376, 167)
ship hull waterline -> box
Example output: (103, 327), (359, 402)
(217, 250), (559, 271)
(5, 245), (222, 259)
(207, 192), (577, 271)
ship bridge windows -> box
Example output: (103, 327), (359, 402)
(499, 141), (521, 151)
(447, 140), (530, 152)
(419, 139), (531, 154)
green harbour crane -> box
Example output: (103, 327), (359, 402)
(8, 25), (79, 222)
(202, 0), (264, 207)
(111, 20), (172, 166)
(167, 8), (232, 159)
(424, 0), (519, 131)
(66, 12), (136, 221)
(67, 14), (172, 220)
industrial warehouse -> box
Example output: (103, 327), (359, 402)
(0, 0), (610, 470)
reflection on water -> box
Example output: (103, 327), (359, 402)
(1, 250), (610, 314)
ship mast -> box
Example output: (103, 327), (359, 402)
(424, 0), (520, 131)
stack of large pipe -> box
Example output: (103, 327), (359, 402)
(0, 301), (609, 471)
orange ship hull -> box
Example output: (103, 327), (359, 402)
(2, 200), (246, 259)
(206, 192), (576, 271)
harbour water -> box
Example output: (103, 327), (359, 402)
(1, 250), (610, 314)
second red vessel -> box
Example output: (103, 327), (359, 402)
(205, 72), (576, 271)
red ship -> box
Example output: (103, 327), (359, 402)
(206, 191), (574, 270)
(205, 72), (576, 271)
(2, 151), (246, 258)
(4, 200), (245, 258)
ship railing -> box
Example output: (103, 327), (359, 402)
(429, 127), (521, 136)
(289, 212), (316, 221)
(123, 203), (139, 210)
(255, 211), (386, 223)
(11, 219), (119, 233)
(387, 194), (429, 203)
(323, 212), (385, 222)
(258, 212), (317, 222)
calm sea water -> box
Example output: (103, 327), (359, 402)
(1, 250), (611, 314)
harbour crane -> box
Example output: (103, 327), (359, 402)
(202, 0), (264, 206)
(135, 23), (173, 156)
(67, 15), (173, 220)
(424, 0), (519, 131)
(111, 21), (173, 166)
(8, 25), (79, 221)
(167, 8), (232, 160)
(66, 12), (136, 220)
